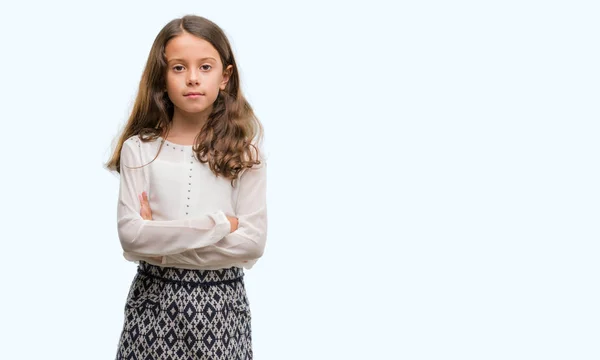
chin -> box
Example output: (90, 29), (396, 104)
(177, 106), (211, 115)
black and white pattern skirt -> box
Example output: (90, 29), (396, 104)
(115, 261), (252, 360)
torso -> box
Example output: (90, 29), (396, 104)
(129, 135), (239, 221)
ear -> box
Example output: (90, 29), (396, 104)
(220, 65), (233, 90)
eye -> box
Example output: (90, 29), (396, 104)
(173, 65), (185, 72)
(200, 64), (212, 71)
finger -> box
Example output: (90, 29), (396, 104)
(143, 193), (151, 212)
(139, 191), (153, 220)
(138, 195), (145, 213)
(139, 194), (148, 217)
(141, 210), (151, 220)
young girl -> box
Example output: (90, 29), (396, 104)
(105, 15), (267, 360)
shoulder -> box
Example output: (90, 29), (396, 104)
(240, 140), (267, 175)
(248, 133), (268, 163)
(120, 135), (145, 167)
(121, 135), (141, 155)
(123, 134), (162, 152)
(124, 135), (143, 147)
(241, 144), (267, 178)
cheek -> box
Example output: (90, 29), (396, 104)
(165, 74), (178, 91)
(202, 76), (218, 92)
(164, 77), (182, 102)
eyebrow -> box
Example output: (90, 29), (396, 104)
(167, 57), (217, 63)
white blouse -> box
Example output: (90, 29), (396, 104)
(117, 135), (267, 270)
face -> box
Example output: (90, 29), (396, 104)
(164, 32), (232, 117)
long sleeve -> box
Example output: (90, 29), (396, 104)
(162, 159), (268, 268)
(117, 139), (232, 256)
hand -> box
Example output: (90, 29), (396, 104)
(226, 215), (244, 262)
(139, 191), (162, 263)
(139, 191), (153, 220)
(227, 216), (239, 233)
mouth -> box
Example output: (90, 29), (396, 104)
(184, 92), (204, 97)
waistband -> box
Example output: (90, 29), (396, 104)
(137, 261), (244, 286)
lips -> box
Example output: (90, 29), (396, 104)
(184, 92), (204, 97)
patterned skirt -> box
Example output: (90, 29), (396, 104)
(115, 261), (252, 360)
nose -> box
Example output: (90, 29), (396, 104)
(187, 69), (200, 86)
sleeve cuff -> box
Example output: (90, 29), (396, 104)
(214, 211), (232, 238)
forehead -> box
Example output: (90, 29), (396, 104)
(164, 32), (220, 61)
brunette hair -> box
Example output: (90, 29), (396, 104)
(105, 15), (262, 185)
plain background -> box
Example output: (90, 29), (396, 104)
(0, 0), (598, 359)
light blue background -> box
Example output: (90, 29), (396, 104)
(0, 0), (598, 359)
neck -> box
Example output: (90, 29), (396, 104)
(168, 107), (212, 138)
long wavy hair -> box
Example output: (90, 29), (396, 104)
(105, 15), (262, 185)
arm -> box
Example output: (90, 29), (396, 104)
(117, 139), (232, 257)
(163, 160), (268, 267)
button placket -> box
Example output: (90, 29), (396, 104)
(186, 151), (194, 215)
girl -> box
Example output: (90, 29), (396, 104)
(105, 15), (267, 360)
